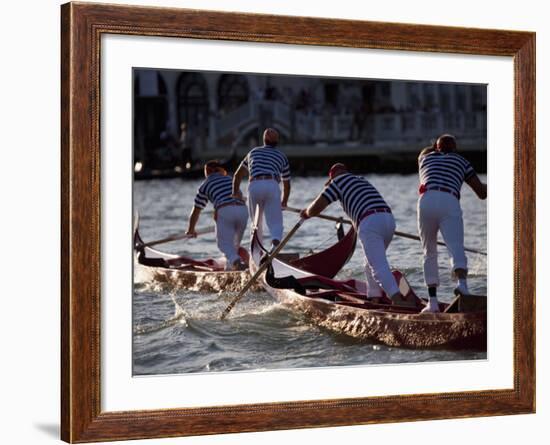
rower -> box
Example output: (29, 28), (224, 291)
(417, 134), (487, 313)
(186, 160), (248, 271)
(232, 128), (291, 250)
(299, 163), (406, 304)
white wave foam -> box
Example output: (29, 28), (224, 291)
(133, 292), (189, 335)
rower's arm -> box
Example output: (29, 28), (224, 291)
(186, 206), (202, 235)
(306, 195), (330, 218)
(232, 164), (247, 199)
(465, 174), (487, 200)
(281, 180), (291, 207)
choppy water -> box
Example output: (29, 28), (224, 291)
(133, 174), (487, 376)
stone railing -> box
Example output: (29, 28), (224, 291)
(216, 100), (485, 147)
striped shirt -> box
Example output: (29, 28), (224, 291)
(321, 173), (390, 226)
(419, 151), (476, 198)
(194, 173), (242, 210)
(240, 145), (291, 181)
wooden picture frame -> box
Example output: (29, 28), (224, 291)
(61, 2), (535, 442)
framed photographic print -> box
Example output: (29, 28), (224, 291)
(61, 2), (535, 443)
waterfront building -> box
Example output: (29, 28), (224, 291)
(133, 69), (486, 173)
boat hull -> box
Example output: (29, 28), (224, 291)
(251, 227), (486, 350)
(267, 286), (486, 349)
(134, 244), (263, 292)
(134, 214), (356, 292)
(139, 265), (261, 293)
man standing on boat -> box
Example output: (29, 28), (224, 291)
(186, 160), (249, 271)
(299, 163), (407, 304)
(232, 128), (291, 249)
(417, 134), (487, 313)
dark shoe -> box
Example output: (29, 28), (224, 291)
(269, 240), (280, 255)
(391, 293), (418, 308)
(231, 259), (247, 271)
(367, 296), (385, 305)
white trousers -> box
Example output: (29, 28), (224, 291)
(248, 179), (283, 243)
(215, 205), (248, 269)
(417, 190), (467, 286)
(358, 212), (399, 297)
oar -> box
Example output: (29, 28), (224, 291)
(392, 231), (487, 256)
(220, 218), (306, 320)
(284, 206), (350, 225)
(283, 206), (487, 256)
(138, 226), (215, 249)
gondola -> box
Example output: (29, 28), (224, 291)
(134, 216), (357, 293)
(250, 223), (487, 350)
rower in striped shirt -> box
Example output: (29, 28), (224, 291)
(417, 134), (487, 312)
(232, 128), (291, 248)
(300, 163), (408, 305)
(186, 160), (248, 271)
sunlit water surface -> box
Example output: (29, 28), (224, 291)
(134, 174), (487, 375)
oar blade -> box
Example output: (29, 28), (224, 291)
(220, 217), (305, 320)
(220, 262), (267, 320)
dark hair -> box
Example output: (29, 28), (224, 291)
(436, 134), (457, 153)
(205, 160), (227, 176)
(205, 160), (222, 169)
(263, 128), (279, 147)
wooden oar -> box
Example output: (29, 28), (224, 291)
(392, 231), (486, 256)
(284, 206), (350, 225)
(283, 206), (487, 256)
(220, 218), (306, 320)
(138, 226), (215, 249)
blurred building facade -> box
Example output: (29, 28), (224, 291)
(134, 69), (486, 174)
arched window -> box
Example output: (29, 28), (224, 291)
(218, 74), (249, 114)
(177, 73), (209, 150)
(157, 73), (167, 95)
(133, 70), (169, 168)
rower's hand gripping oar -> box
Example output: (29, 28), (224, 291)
(138, 226), (215, 249)
(220, 217), (306, 320)
(283, 206), (486, 256)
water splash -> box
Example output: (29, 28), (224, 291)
(134, 262), (156, 286)
(171, 290), (283, 321)
(134, 291), (189, 335)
